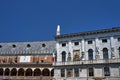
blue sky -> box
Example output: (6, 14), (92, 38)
(0, 0), (120, 42)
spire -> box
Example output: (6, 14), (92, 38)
(56, 25), (60, 35)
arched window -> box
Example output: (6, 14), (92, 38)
(103, 48), (109, 59)
(119, 47), (120, 58)
(61, 51), (66, 62)
(88, 49), (93, 60)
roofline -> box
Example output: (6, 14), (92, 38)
(55, 27), (120, 39)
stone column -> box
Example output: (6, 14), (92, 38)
(81, 39), (85, 52)
(110, 36), (115, 58)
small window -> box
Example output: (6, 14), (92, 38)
(42, 43), (46, 47)
(88, 40), (92, 44)
(74, 68), (79, 77)
(12, 44), (16, 48)
(27, 44), (31, 47)
(89, 68), (94, 76)
(104, 67), (110, 76)
(118, 37), (120, 42)
(74, 42), (79, 46)
(61, 68), (65, 77)
(62, 43), (66, 47)
(102, 39), (107, 43)
(0, 45), (2, 48)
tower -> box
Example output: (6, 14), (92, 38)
(56, 25), (60, 36)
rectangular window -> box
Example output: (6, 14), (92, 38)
(61, 69), (65, 77)
(88, 40), (92, 44)
(62, 43), (66, 47)
(89, 68), (94, 76)
(102, 39), (107, 43)
(118, 37), (120, 42)
(74, 68), (79, 77)
(74, 42), (79, 46)
(104, 67), (110, 76)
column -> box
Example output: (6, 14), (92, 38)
(81, 39), (85, 52)
(95, 38), (100, 59)
(110, 37), (115, 58)
(81, 39), (85, 60)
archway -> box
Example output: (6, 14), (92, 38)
(42, 68), (50, 76)
(34, 68), (41, 76)
(51, 69), (54, 76)
(0, 68), (3, 76)
(18, 68), (24, 76)
(11, 68), (17, 76)
(26, 68), (32, 76)
(5, 68), (10, 76)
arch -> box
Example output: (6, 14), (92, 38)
(0, 68), (3, 76)
(25, 68), (32, 76)
(42, 68), (50, 76)
(34, 68), (41, 76)
(51, 69), (54, 76)
(5, 68), (10, 76)
(103, 48), (109, 59)
(119, 47), (120, 58)
(11, 68), (17, 76)
(88, 49), (93, 60)
(18, 68), (24, 76)
(61, 51), (66, 62)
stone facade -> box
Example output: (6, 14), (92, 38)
(54, 27), (120, 80)
(0, 41), (56, 80)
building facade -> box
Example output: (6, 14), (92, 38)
(0, 41), (56, 80)
(54, 27), (120, 80)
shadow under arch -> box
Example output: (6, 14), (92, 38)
(34, 68), (41, 76)
(18, 68), (24, 76)
(42, 68), (50, 76)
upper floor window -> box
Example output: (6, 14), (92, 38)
(103, 48), (109, 59)
(12, 44), (16, 48)
(102, 39), (107, 43)
(74, 42), (79, 46)
(88, 49), (93, 60)
(61, 51), (66, 62)
(118, 37), (120, 42)
(42, 43), (46, 47)
(62, 43), (66, 47)
(0, 45), (2, 48)
(88, 40), (93, 44)
(27, 44), (31, 48)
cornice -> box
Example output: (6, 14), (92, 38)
(55, 27), (120, 39)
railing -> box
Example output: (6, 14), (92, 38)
(0, 76), (53, 80)
(53, 58), (120, 66)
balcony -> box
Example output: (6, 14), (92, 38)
(53, 58), (120, 66)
